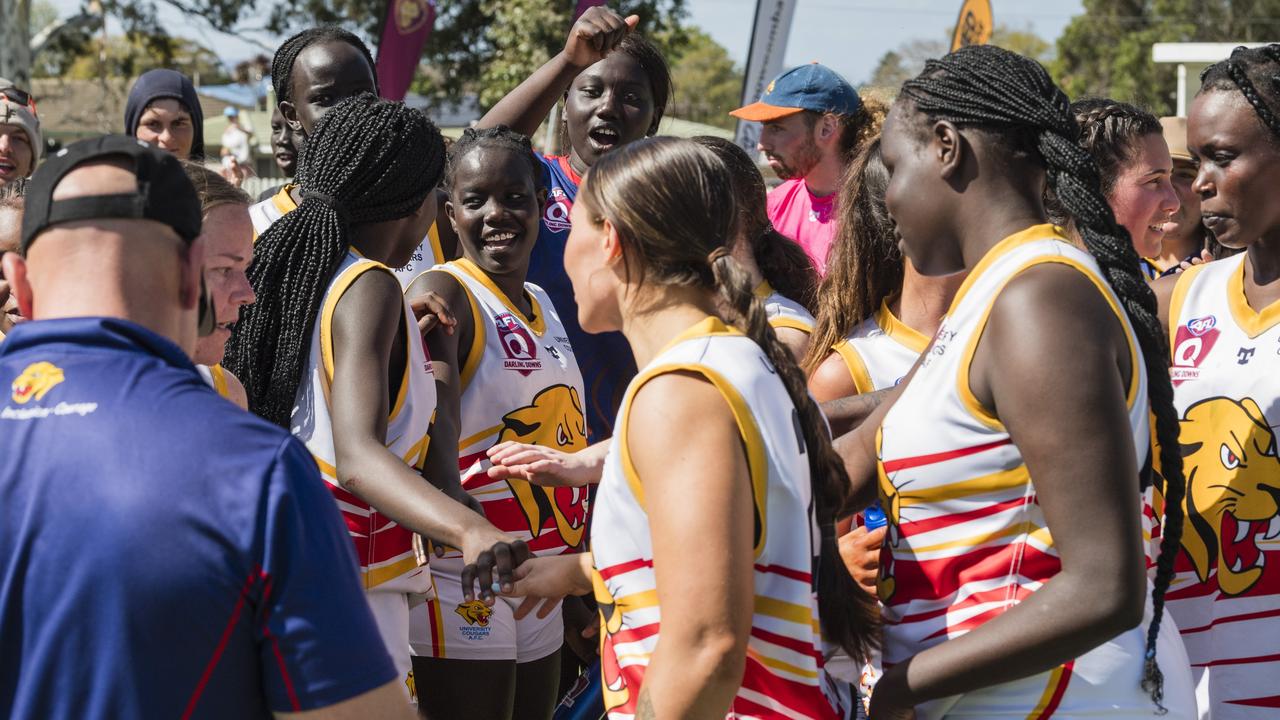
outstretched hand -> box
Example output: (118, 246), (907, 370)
(407, 290), (458, 336)
(458, 531), (532, 604)
(501, 554), (595, 621)
(486, 441), (601, 487)
(563, 7), (641, 69)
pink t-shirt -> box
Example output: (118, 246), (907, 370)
(767, 178), (838, 274)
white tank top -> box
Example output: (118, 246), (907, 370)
(428, 258), (589, 559)
(832, 301), (929, 394)
(249, 185), (444, 289)
(758, 281), (815, 334)
(590, 316), (848, 719)
(1164, 252), (1280, 719)
(291, 251), (437, 593)
(877, 225), (1168, 716)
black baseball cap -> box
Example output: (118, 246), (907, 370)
(20, 135), (202, 252)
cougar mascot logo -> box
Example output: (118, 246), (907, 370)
(876, 459), (902, 604)
(454, 600), (492, 627)
(593, 571), (633, 714)
(499, 385), (589, 547)
(1176, 397), (1280, 597)
(11, 362), (65, 404)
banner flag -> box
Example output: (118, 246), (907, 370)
(375, 0), (437, 101)
(733, 0), (799, 154)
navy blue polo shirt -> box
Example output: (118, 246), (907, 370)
(0, 318), (395, 718)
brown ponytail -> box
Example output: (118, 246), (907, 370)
(582, 136), (878, 662)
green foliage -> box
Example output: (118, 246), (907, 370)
(866, 24), (1051, 93)
(1053, 0), (1280, 115)
(664, 27), (741, 130)
(36, 33), (231, 83)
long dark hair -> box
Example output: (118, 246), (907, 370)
(899, 44), (1186, 709)
(225, 94), (446, 426)
(803, 139), (899, 374)
(579, 136), (878, 663)
(690, 135), (817, 313)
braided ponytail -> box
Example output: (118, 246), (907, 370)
(901, 44), (1186, 709)
(1201, 44), (1280, 140)
(225, 93), (446, 427)
(581, 136), (878, 662)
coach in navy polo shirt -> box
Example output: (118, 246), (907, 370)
(0, 137), (413, 718)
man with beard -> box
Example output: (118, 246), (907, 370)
(731, 63), (867, 273)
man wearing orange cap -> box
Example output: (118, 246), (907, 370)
(731, 62), (865, 273)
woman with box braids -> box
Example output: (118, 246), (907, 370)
(1148, 43), (1280, 720)
(839, 45), (1195, 718)
(227, 93), (445, 426)
(271, 26), (377, 107)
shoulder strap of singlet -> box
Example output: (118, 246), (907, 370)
(1166, 262), (1209, 350)
(425, 263), (486, 391)
(832, 340), (874, 395)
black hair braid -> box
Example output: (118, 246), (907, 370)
(1202, 44), (1280, 141)
(902, 44), (1186, 711)
(690, 135), (818, 313)
(271, 26), (378, 105)
(446, 125), (544, 195)
(225, 93), (446, 427)
(710, 251), (880, 665)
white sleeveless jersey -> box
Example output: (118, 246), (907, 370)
(1164, 253), (1280, 720)
(590, 316), (852, 720)
(291, 251), (437, 594)
(430, 258), (589, 559)
(195, 363), (232, 400)
(249, 184), (444, 289)
(832, 301), (929, 394)
(876, 225), (1194, 718)
(757, 281), (815, 334)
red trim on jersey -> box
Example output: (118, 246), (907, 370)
(1194, 651), (1280, 668)
(754, 563), (812, 583)
(552, 155), (583, 186)
(881, 438), (1012, 473)
(598, 557), (654, 580)
(895, 495), (1031, 538)
(1178, 607), (1280, 635)
(1228, 695), (1280, 708)
(750, 624), (823, 659)
(1030, 662), (1074, 720)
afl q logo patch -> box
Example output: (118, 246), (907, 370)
(394, 0), (432, 34)
(1171, 315), (1220, 385)
(543, 187), (572, 233)
(496, 313), (541, 376)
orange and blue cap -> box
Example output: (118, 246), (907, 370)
(730, 62), (861, 122)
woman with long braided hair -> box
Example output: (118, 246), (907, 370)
(691, 135), (819, 361)
(831, 45), (1195, 718)
(225, 94), (530, 694)
(485, 137), (878, 719)
(1150, 44), (1280, 719)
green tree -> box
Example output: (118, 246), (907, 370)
(664, 27), (741, 129)
(1053, 0), (1280, 115)
(58, 34), (231, 83)
(865, 24), (1051, 92)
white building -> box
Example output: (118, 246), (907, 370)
(1152, 42), (1276, 116)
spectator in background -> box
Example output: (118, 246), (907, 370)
(730, 63), (882, 274)
(0, 80), (40, 186)
(124, 69), (205, 160)
(259, 106), (299, 202)
(0, 180), (24, 341)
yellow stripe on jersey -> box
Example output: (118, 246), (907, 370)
(905, 516), (1054, 555)
(747, 647), (820, 680)
(364, 556), (421, 588)
(1167, 262), (1207, 350)
(458, 423), (502, 452)
(948, 224), (1067, 313)
(319, 261), (412, 423)
(956, 255), (1141, 430)
(898, 464), (1030, 508)
(753, 594), (818, 627)
(427, 222), (444, 266)
(453, 258), (546, 335)
(768, 316), (814, 333)
(876, 300), (930, 353)
(1226, 256), (1280, 337)
(620, 354), (770, 556)
(833, 339), (875, 395)
(209, 363), (230, 399)
(1028, 663), (1071, 719)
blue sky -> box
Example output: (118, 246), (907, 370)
(45, 0), (1086, 86)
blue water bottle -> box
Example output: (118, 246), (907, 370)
(863, 501), (887, 530)
(553, 661), (605, 720)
